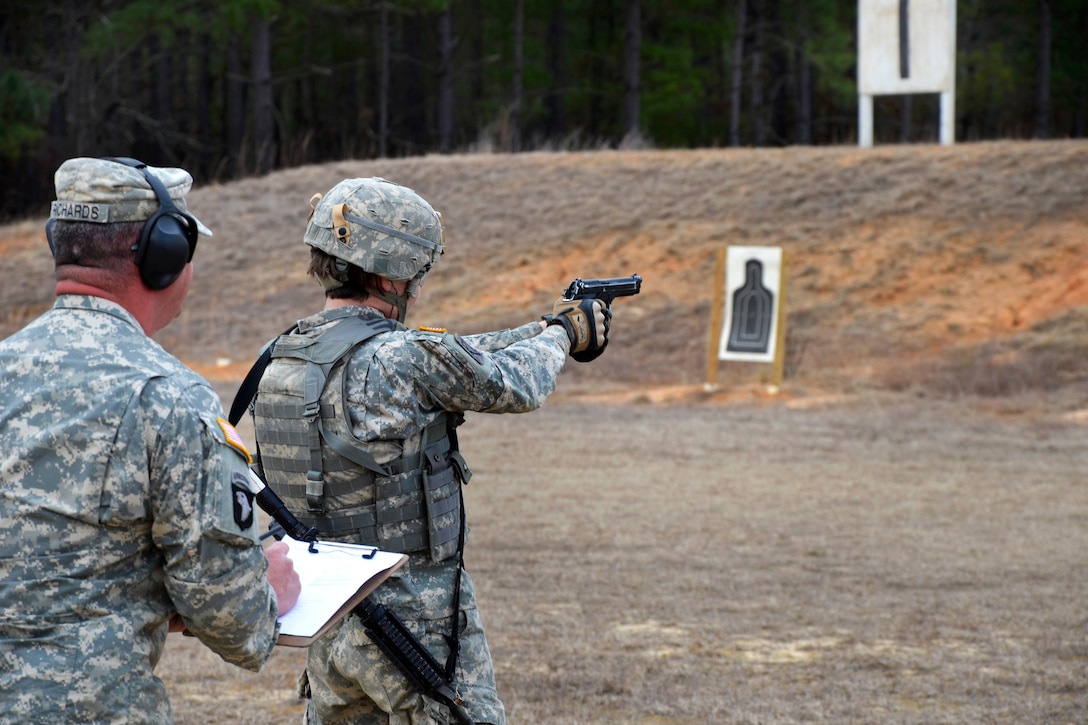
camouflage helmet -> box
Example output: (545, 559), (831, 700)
(304, 177), (443, 281)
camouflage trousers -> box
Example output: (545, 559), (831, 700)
(299, 558), (505, 725)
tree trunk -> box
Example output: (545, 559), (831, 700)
(226, 34), (245, 179)
(438, 6), (454, 153)
(586, 2), (613, 139)
(251, 17), (275, 175)
(767, 0), (789, 144)
(44, 0), (72, 152)
(400, 11), (425, 152)
(1034, 0), (1051, 139)
(544, 4), (567, 139)
(730, 0), (747, 147)
(136, 34), (169, 161)
(379, 2), (390, 158)
(1075, 86), (1086, 138)
(196, 27), (212, 178)
(623, 0), (641, 142)
(795, 9), (812, 145)
(469, 0), (485, 132)
(343, 46), (362, 158)
(749, 0), (764, 146)
(154, 34), (174, 155)
(512, 0), (523, 152)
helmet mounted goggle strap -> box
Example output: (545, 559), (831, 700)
(305, 194), (348, 290)
(331, 201), (351, 244)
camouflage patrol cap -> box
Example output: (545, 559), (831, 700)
(304, 177), (443, 281)
(50, 157), (212, 236)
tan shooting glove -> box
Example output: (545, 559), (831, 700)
(544, 297), (611, 362)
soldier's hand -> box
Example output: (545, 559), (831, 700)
(264, 540), (301, 616)
(544, 297), (611, 362)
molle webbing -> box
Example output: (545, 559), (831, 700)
(255, 402), (414, 480)
(252, 313), (468, 561)
(259, 414), (462, 556)
(290, 431), (462, 557)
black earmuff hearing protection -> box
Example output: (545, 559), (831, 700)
(105, 156), (200, 291)
(45, 217), (57, 257)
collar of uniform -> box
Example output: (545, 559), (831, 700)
(53, 294), (143, 331)
(295, 304), (386, 334)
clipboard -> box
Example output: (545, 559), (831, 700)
(275, 536), (407, 647)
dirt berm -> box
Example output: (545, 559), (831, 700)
(1, 140), (1086, 410)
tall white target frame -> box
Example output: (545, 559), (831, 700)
(857, 0), (957, 146)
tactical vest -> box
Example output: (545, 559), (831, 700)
(251, 311), (469, 563)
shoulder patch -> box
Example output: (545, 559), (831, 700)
(230, 471), (256, 530)
(453, 334), (486, 365)
(217, 417), (253, 464)
(418, 325), (447, 333)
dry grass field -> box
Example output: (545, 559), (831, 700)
(156, 396), (1088, 725)
(2, 140), (1087, 723)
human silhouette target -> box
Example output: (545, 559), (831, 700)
(718, 246), (783, 364)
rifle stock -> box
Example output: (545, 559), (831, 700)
(354, 599), (474, 724)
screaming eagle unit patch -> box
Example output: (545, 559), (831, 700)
(218, 417), (256, 530)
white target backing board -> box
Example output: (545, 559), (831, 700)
(858, 0), (956, 94)
(857, 0), (957, 146)
(718, 246), (783, 364)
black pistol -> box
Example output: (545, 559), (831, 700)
(562, 274), (642, 305)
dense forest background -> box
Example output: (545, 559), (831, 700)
(1, 0), (1085, 222)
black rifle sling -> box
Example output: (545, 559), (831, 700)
(442, 499), (466, 681)
(228, 314), (397, 428)
(443, 418), (468, 682)
(228, 322), (297, 427)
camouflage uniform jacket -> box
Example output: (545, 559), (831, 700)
(254, 305), (571, 525)
(0, 295), (281, 724)
(332, 306), (568, 449)
(253, 305), (569, 725)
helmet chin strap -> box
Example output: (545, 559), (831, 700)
(405, 268), (428, 299)
(380, 268), (428, 321)
(366, 283), (409, 322)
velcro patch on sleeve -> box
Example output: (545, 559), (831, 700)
(231, 471), (256, 530)
(217, 417), (253, 464)
(454, 334), (486, 365)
